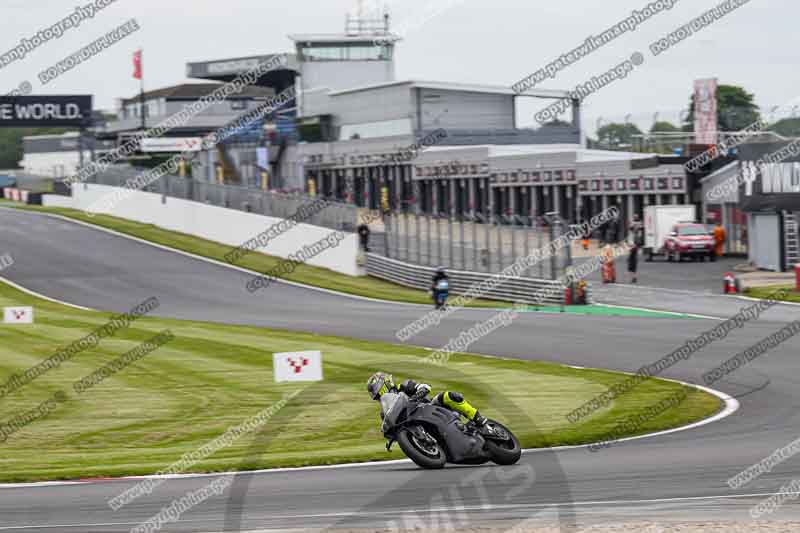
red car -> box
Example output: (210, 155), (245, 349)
(664, 223), (716, 262)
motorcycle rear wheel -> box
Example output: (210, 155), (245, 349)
(397, 427), (446, 469)
(483, 420), (522, 465)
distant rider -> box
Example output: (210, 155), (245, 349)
(430, 266), (449, 308)
(366, 372), (487, 426)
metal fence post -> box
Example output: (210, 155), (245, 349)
(538, 225), (544, 279)
(510, 216), (517, 271)
(524, 218), (531, 277)
(484, 216), (491, 274)
(448, 215), (454, 270)
(437, 216), (443, 268)
(472, 216), (478, 272)
(416, 211), (422, 265)
(550, 220), (558, 281)
(427, 214), (432, 266)
(404, 209), (410, 263)
(460, 217), (466, 270)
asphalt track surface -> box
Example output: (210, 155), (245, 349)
(1, 207), (799, 532)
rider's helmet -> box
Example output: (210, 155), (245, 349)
(367, 372), (395, 400)
(435, 266), (446, 275)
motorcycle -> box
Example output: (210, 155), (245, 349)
(379, 391), (522, 469)
(432, 279), (449, 309)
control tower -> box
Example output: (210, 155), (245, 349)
(289, 8), (401, 117)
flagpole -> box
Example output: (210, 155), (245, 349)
(138, 49), (145, 132)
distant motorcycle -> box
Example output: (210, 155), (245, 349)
(432, 278), (449, 309)
(379, 391), (522, 469)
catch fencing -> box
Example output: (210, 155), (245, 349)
(88, 166), (359, 232)
(373, 212), (574, 280)
(365, 253), (576, 305)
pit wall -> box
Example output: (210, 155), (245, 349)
(42, 184), (363, 277)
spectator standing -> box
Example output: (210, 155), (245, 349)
(357, 223), (371, 252)
(627, 244), (639, 284)
(713, 223), (727, 257)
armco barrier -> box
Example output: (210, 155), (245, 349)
(365, 253), (579, 305)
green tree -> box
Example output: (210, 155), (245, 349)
(0, 127), (70, 169)
(596, 122), (643, 147)
(684, 84), (761, 132)
(650, 121), (680, 133)
(770, 117), (800, 138)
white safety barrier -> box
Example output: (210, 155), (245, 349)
(42, 184), (362, 276)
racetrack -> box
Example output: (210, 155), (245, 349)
(1, 207), (799, 531)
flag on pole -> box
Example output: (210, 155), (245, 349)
(133, 49), (143, 80)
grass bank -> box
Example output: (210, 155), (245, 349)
(744, 285), (800, 303)
(0, 280), (721, 482)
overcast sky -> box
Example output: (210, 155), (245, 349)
(0, 0), (795, 136)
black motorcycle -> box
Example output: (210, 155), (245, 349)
(432, 278), (449, 310)
(380, 392), (522, 469)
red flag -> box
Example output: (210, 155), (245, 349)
(133, 50), (142, 80)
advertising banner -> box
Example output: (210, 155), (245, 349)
(739, 142), (800, 212)
(694, 78), (718, 145)
(0, 95), (92, 127)
(141, 137), (203, 153)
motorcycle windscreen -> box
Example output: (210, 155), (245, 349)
(380, 392), (408, 428)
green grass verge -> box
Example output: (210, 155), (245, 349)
(0, 280), (722, 482)
(744, 285), (800, 303)
(0, 200), (506, 308)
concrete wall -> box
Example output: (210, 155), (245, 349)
(43, 184), (363, 276)
(20, 151), (87, 178)
(330, 84), (412, 127)
(418, 88), (514, 131)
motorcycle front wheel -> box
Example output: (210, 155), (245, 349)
(397, 427), (446, 469)
(483, 420), (522, 465)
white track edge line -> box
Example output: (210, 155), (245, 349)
(0, 379), (737, 489)
(0, 276), (92, 311)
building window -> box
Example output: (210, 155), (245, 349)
(300, 43), (388, 62)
